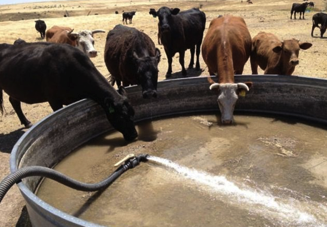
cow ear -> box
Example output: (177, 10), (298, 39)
(272, 45), (282, 53)
(171, 8), (180, 15)
(299, 42), (312, 50)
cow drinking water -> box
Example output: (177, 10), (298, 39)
(202, 15), (253, 125)
(250, 32), (312, 75)
(104, 25), (161, 99)
(0, 42), (138, 141)
(151, 7), (206, 77)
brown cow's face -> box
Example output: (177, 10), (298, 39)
(273, 39), (312, 69)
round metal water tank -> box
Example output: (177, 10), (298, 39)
(10, 75), (327, 226)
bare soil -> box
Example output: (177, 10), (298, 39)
(0, 0), (326, 226)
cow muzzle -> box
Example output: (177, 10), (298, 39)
(290, 59), (299, 66)
(142, 90), (158, 99)
(88, 50), (98, 58)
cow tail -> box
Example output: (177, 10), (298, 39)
(0, 89), (3, 115)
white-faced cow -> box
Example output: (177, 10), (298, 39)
(46, 26), (105, 58)
(202, 15), (253, 125)
(250, 32), (312, 75)
(104, 25), (161, 99)
(35, 19), (46, 39)
(290, 2), (314, 20)
(311, 12), (327, 38)
(0, 42), (138, 141)
(151, 7), (206, 78)
(122, 11), (136, 24)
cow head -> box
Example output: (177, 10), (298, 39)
(155, 7), (180, 33)
(272, 39), (312, 73)
(103, 87), (138, 141)
(74, 29), (105, 58)
(133, 48), (161, 98)
(210, 82), (252, 124)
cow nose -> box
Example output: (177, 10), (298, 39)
(161, 24), (170, 31)
(89, 50), (97, 58)
(142, 90), (157, 99)
(221, 119), (233, 125)
(290, 59), (299, 65)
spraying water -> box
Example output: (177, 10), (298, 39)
(148, 156), (327, 227)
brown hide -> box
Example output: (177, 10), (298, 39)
(46, 26), (78, 46)
(250, 32), (312, 75)
(202, 15), (252, 83)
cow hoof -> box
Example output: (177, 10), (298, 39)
(24, 122), (33, 128)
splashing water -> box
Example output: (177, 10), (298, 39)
(147, 156), (327, 227)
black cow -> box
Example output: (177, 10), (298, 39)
(311, 12), (327, 38)
(104, 25), (161, 99)
(290, 2), (314, 19)
(151, 7), (206, 77)
(35, 19), (47, 39)
(122, 11), (136, 24)
(0, 42), (138, 141)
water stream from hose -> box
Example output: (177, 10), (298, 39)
(147, 156), (327, 227)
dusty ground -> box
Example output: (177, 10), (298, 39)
(0, 0), (326, 226)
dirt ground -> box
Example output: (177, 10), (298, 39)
(0, 0), (326, 226)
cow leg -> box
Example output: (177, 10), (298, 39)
(290, 10), (293, 19)
(49, 101), (63, 112)
(311, 24), (316, 37)
(166, 53), (173, 78)
(179, 51), (187, 76)
(250, 57), (258, 74)
(188, 46), (195, 69)
(9, 97), (32, 128)
(195, 43), (201, 70)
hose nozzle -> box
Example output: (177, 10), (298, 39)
(114, 154), (149, 169)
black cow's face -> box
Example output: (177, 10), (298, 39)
(133, 48), (161, 98)
(157, 7), (180, 33)
(104, 95), (138, 141)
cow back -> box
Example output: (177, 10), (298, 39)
(202, 15), (252, 82)
(104, 25), (158, 86)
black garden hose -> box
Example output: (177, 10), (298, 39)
(0, 154), (149, 203)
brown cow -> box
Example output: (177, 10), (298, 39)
(202, 15), (253, 124)
(250, 32), (312, 75)
(46, 26), (105, 58)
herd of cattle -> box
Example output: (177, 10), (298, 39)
(0, 4), (326, 140)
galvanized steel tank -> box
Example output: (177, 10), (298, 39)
(10, 75), (327, 226)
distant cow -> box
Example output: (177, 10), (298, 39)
(202, 15), (253, 124)
(35, 20), (46, 39)
(151, 7), (206, 77)
(0, 42), (137, 141)
(104, 25), (161, 98)
(250, 32), (312, 75)
(311, 12), (327, 38)
(122, 11), (136, 24)
(290, 2), (314, 19)
(46, 26), (105, 58)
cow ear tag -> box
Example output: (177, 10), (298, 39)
(239, 90), (246, 97)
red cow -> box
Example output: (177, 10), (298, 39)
(46, 26), (105, 58)
(202, 15), (253, 124)
(250, 32), (312, 75)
